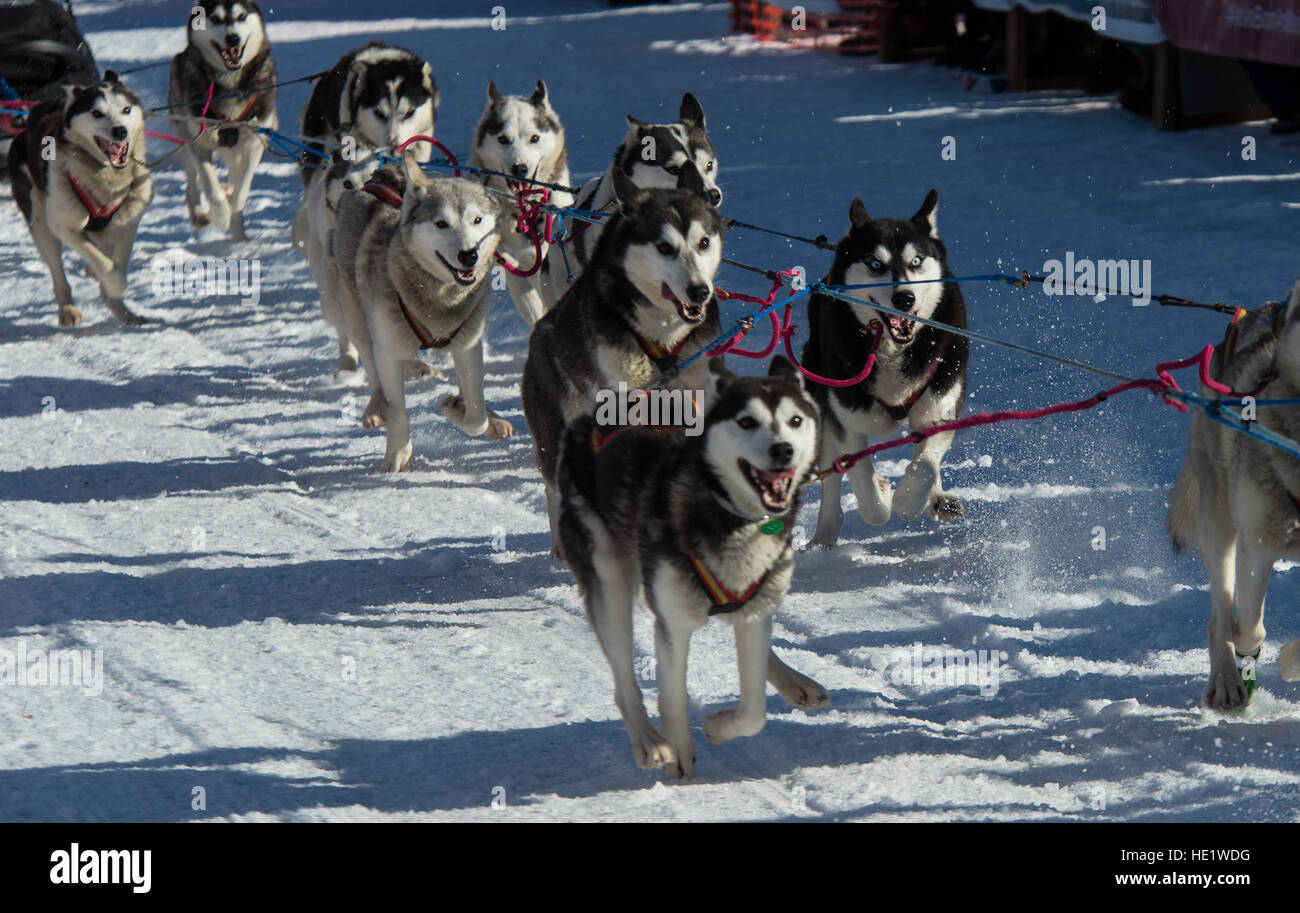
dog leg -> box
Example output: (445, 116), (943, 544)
(1232, 536), (1273, 697)
(590, 552), (675, 771)
(194, 150), (230, 232)
(100, 222), (145, 326)
(811, 422), (846, 547)
(222, 139), (262, 242)
(375, 345), (412, 472)
(1200, 495), (1244, 709)
(58, 230), (123, 299)
(844, 434), (892, 526)
(442, 343), (513, 439)
(177, 144), (209, 228)
(704, 613), (772, 745)
(506, 272), (546, 326)
(336, 278), (386, 427)
(767, 648), (829, 709)
(544, 481), (565, 561)
(895, 427), (960, 522)
(28, 217), (78, 326)
(655, 613), (702, 778)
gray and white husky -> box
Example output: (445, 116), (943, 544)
(556, 357), (829, 777)
(167, 0), (277, 240)
(521, 163), (724, 556)
(1168, 281), (1300, 710)
(469, 79), (573, 326)
(332, 156), (509, 472)
(802, 191), (970, 546)
(540, 92), (721, 309)
(7, 72), (152, 326)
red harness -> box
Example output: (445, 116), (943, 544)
(398, 296), (461, 350)
(68, 175), (125, 231)
(876, 355), (940, 416)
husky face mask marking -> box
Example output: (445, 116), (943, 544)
(65, 77), (144, 170)
(347, 52), (437, 152)
(704, 359), (820, 516)
(400, 169), (498, 287)
(619, 92), (721, 206)
(840, 190), (944, 348)
(191, 1), (266, 72)
(475, 80), (564, 194)
(613, 163), (723, 324)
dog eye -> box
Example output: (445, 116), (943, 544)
(737, 416), (758, 430)
(122, 106), (131, 115)
(697, 237), (710, 251)
(374, 109), (387, 120)
(656, 241), (674, 256)
(789, 415), (803, 427)
(665, 165), (680, 175)
(403, 110), (414, 121)
(497, 134), (509, 145)
(473, 216), (482, 225)
(529, 134), (540, 144)
(705, 161), (714, 172)
(236, 13), (246, 21)
(435, 219), (449, 229)
(869, 259), (883, 271)
(92, 110), (104, 119)
(910, 256), (923, 267)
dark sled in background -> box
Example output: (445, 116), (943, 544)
(0, 0), (99, 170)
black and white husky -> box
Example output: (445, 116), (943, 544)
(556, 357), (828, 777)
(167, 0), (277, 240)
(521, 163), (724, 556)
(540, 92), (721, 309)
(469, 79), (573, 326)
(7, 73), (152, 326)
(1168, 282), (1300, 710)
(298, 42), (437, 191)
(332, 156), (509, 472)
(802, 191), (969, 546)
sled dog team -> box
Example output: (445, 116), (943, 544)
(7, 1), (1298, 775)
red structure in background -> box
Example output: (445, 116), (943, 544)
(729, 0), (887, 56)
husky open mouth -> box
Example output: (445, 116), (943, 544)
(739, 459), (796, 512)
(94, 136), (130, 168)
(662, 283), (704, 324)
(436, 252), (477, 286)
(217, 41), (244, 69)
(885, 312), (916, 343)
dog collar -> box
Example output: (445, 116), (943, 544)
(711, 491), (784, 534)
(68, 175), (125, 231)
(689, 553), (770, 616)
(626, 323), (689, 374)
(362, 171), (405, 208)
(397, 295), (461, 350)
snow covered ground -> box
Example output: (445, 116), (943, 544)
(2, 1), (1299, 822)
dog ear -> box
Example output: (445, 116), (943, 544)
(767, 354), (809, 397)
(849, 198), (870, 228)
(401, 151), (431, 195)
(705, 356), (730, 401)
(487, 80), (503, 105)
(1285, 280), (1300, 330)
(679, 92), (705, 129)
(625, 115), (648, 129)
(611, 167), (648, 214)
(340, 63), (366, 127)
(675, 160), (706, 196)
(421, 62), (435, 94)
(102, 69), (120, 84)
(530, 79), (548, 108)
(912, 188), (939, 237)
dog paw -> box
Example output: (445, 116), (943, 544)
(404, 358), (440, 380)
(207, 204), (232, 233)
(703, 708), (765, 745)
(855, 476), (893, 525)
(486, 413), (514, 441)
(1205, 668), (1250, 711)
(929, 494), (963, 522)
(383, 439), (413, 473)
(630, 726), (677, 771)
(102, 271), (128, 300)
(773, 672), (830, 711)
(893, 461), (938, 522)
(116, 309), (147, 327)
(190, 209), (211, 229)
(361, 393), (387, 428)
(57, 305), (83, 327)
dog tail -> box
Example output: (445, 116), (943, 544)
(1166, 463), (1199, 552)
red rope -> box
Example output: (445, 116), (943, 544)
(394, 134), (461, 176)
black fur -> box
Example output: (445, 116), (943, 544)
(802, 194), (969, 430)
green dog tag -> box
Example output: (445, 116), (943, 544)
(760, 518), (783, 535)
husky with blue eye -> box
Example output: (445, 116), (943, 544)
(802, 190), (970, 546)
(555, 357), (828, 778)
(8, 72), (152, 326)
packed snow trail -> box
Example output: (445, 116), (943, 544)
(1, 1), (1298, 821)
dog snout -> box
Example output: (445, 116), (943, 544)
(892, 290), (915, 312)
(686, 283), (711, 305)
(707, 187), (721, 206)
(510, 163), (528, 178)
(769, 441), (794, 466)
(225, 32), (241, 48)
(110, 125), (128, 141)
(457, 248), (479, 268)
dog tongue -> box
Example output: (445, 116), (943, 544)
(660, 282), (679, 303)
(756, 467), (795, 495)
